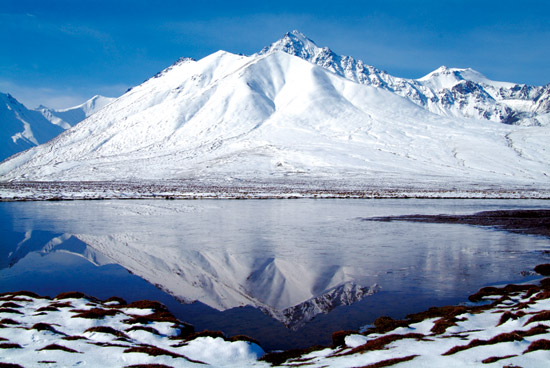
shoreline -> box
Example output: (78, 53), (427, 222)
(1, 180), (550, 201)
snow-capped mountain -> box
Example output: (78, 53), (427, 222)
(0, 32), (549, 188)
(0, 93), (64, 161)
(36, 95), (115, 129)
(0, 93), (115, 162)
(260, 31), (550, 125)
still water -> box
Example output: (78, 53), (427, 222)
(1, 199), (549, 350)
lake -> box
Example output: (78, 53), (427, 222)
(1, 198), (549, 351)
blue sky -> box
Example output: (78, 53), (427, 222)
(2, 0), (549, 109)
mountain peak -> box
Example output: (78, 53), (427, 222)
(259, 30), (322, 59)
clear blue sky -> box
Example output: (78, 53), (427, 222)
(2, 0), (549, 109)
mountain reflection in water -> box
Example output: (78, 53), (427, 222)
(1, 199), (549, 348)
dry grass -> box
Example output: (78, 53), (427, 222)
(355, 355), (418, 368)
(62, 335), (89, 341)
(29, 323), (64, 334)
(0, 303), (21, 309)
(104, 296), (127, 306)
(336, 333), (425, 357)
(368, 316), (410, 334)
(534, 264), (550, 276)
(443, 332), (524, 355)
(0, 291), (41, 299)
(497, 311), (519, 326)
(123, 345), (204, 364)
(0, 319), (18, 325)
(125, 326), (161, 335)
(49, 302), (73, 309)
(481, 355), (517, 363)
(524, 311), (550, 326)
(84, 326), (129, 339)
(55, 291), (90, 300)
(0, 363), (25, 368)
(260, 345), (327, 366)
(0, 343), (22, 349)
(523, 339), (550, 354)
(37, 344), (80, 353)
(228, 334), (260, 346)
(36, 306), (60, 312)
(184, 330), (225, 341)
(331, 330), (357, 348)
(71, 308), (119, 319)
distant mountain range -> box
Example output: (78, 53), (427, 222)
(261, 31), (550, 126)
(0, 93), (115, 161)
(0, 31), (548, 190)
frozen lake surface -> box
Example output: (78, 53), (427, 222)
(1, 199), (549, 351)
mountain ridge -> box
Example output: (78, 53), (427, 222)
(0, 31), (548, 191)
(0, 93), (115, 162)
(261, 31), (550, 126)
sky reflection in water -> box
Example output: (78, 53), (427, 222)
(1, 199), (549, 350)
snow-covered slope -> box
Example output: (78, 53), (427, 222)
(261, 31), (550, 125)
(0, 93), (64, 162)
(36, 95), (116, 129)
(0, 33), (549, 188)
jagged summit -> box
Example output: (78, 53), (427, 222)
(259, 30), (324, 59)
(259, 31), (549, 125)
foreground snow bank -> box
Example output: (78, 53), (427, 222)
(0, 292), (265, 367)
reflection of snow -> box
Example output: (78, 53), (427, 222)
(3, 199), (550, 329)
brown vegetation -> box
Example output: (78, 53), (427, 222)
(55, 291), (91, 300)
(125, 326), (160, 335)
(0, 363), (25, 368)
(49, 302), (73, 308)
(0, 303), (21, 309)
(104, 296), (127, 305)
(260, 345), (327, 366)
(523, 339), (550, 354)
(368, 316), (409, 334)
(331, 330), (357, 348)
(534, 264), (550, 276)
(37, 344), (80, 353)
(497, 311), (519, 326)
(71, 308), (119, 319)
(0, 291), (41, 299)
(29, 323), (64, 334)
(336, 333), (425, 357)
(229, 334), (260, 346)
(184, 330), (225, 341)
(123, 345), (204, 364)
(443, 331), (524, 355)
(356, 355), (418, 368)
(84, 326), (129, 339)
(524, 311), (550, 326)
(481, 355), (517, 363)
(62, 335), (89, 341)
(36, 306), (60, 312)
(0, 343), (22, 349)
